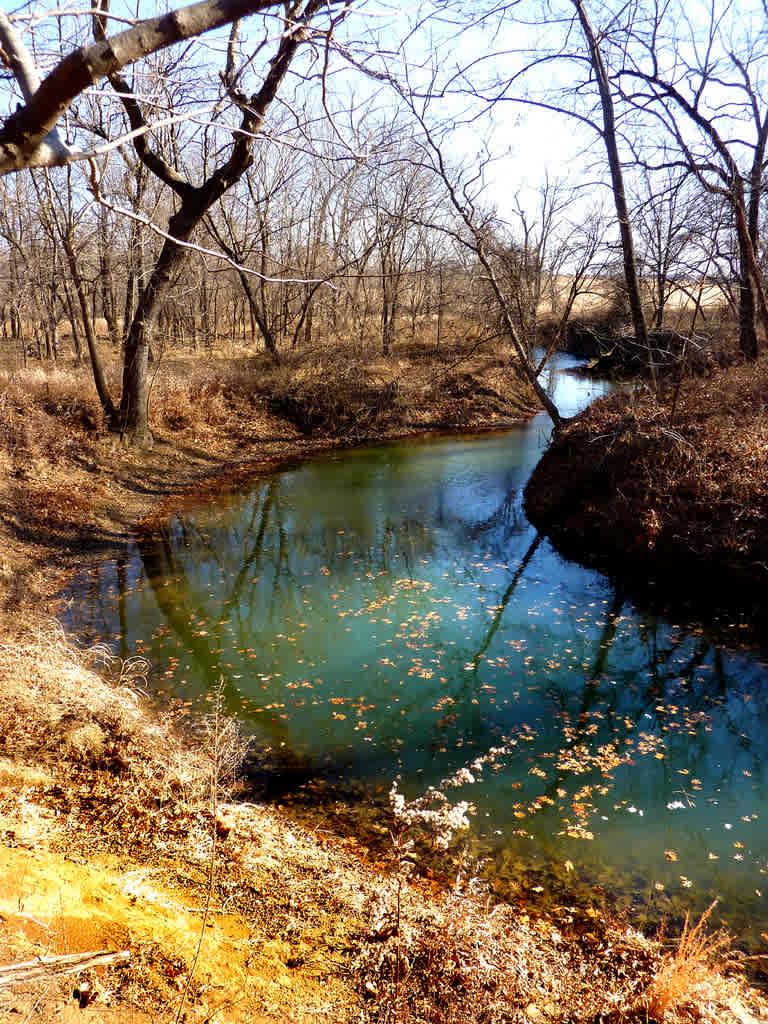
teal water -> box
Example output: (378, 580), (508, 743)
(64, 357), (768, 947)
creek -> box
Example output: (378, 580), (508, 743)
(63, 354), (768, 949)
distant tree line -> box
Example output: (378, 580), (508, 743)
(0, 0), (765, 441)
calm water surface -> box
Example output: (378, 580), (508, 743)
(64, 357), (768, 946)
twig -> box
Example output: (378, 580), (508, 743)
(172, 681), (229, 1024)
(0, 949), (130, 987)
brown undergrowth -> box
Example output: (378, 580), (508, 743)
(524, 357), (768, 629)
(0, 338), (535, 611)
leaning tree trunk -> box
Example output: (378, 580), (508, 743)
(62, 237), (116, 420)
(119, 227), (189, 445)
(111, 0), (328, 445)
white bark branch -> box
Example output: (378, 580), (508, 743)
(0, 949), (130, 987)
(0, 0), (281, 175)
(88, 171), (337, 286)
(0, 10), (76, 168)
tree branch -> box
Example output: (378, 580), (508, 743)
(0, 0), (281, 175)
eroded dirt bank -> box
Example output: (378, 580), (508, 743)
(3, 623), (767, 1023)
(524, 359), (768, 633)
(0, 352), (767, 1022)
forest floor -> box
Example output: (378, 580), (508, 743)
(0, 339), (766, 1023)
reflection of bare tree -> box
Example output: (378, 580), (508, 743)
(116, 556), (129, 663)
(137, 530), (235, 693)
(469, 533), (542, 675)
(465, 483), (527, 550)
(515, 596), (766, 830)
(66, 437), (768, 837)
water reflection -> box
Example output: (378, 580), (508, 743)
(62, 360), (768, 948)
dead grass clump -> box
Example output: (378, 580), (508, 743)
(0, 366), (107, 475)
(154, 376), (197, 430)
(1, 365), (107, 427)
(152, 372), (237, 432)
(357, 882), (670, 1024)
(0, 621), (212, 845)
(637, 904), (735, 1023)
(268, 351), (404, 437)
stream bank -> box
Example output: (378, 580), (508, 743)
(524, 358), (768, 635)
(1, 348), (767, 1021)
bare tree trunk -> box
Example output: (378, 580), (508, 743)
(62, 236), (116, 420)
(112, 12), (324, 444)
(119, 229), (187, 445)
(737, 245), (758, 360)
(572, 0), (648, 356)
(61, 282), (83, 361)
(99, 219), (121, 347)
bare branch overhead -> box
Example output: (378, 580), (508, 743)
(0, 0), (282, 175)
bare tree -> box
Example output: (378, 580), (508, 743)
(0, 1), (352, 444)
(615, 0), (768, 358)
(631, 168), (712, 330)
(0, 1), (315, 175)
(571, 0), (649, 357)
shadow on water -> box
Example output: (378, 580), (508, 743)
(62, 356), (768, 951)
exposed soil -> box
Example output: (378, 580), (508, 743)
(0, 342), (537, 613)
(0, 345), (766, 1022)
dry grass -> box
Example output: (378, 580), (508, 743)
(524, 355), (768, 626)
(638, 904), (734, 1023)
(0, 624), (764, 1023)
(0, 618), (208, 814)
(0, 332), (766, 1022)
(0, 333), (537, 449)
(358, 880), (659, 1024)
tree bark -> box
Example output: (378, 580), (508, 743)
(0, 0), (291, 175)
(119, 216), (191, 444)
(737, 239), (758, 361)
(572, 0), (648, 356)
(62, 237), (116, 419)
(112, 0), (330, 444)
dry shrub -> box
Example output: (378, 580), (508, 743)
(268, 348), (404, 437)
(0, 621), (212, 834)
(637, 904), (733, 1023)
(0, 365), (108, 476)
(525, 356), (768, 619)
(151, 357), (269, 434)
(358, 879), (669, 1024)
(154, 376), (197, 430)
